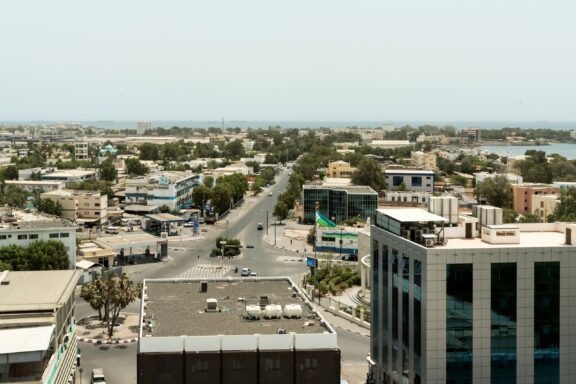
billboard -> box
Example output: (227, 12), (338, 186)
(306, 257), (318, 268)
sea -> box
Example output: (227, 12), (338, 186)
(1, 120), (576, 131)
(479, 143), (576, 160)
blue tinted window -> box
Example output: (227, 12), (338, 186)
(393, 176), (403, 186)
(412, 176), (422, 187)
(447, 264), (473, 384)
(534, 262), (559, 384)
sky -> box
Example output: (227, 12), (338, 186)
(1, 0), (576, 122)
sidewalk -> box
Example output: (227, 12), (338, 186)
(76, 313), (139, 344)
(262, 219), (315, 256)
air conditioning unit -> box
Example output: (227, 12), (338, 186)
(402, 230), (410, 238)
(425, 238), (435, 247)
(416, 236), (423, 244)
(415, 230), (423, 237)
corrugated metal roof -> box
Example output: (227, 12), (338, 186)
(377, 208), (448, 223)
(0, 325), (55, 354)
(0, 271), (79, 312)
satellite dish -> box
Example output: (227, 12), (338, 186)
(159, 176), (169, 186)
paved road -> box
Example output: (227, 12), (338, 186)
(77, 168), (369, 383)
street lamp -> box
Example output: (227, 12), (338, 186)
(339, 226), (344, 260)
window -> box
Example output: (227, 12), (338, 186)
(60, 233), (70, 238)
(412, 176), (422, 187)
(304, 358), (318, 369)
(0, 235), (6, 240)
(49, 233), (59, 238)
(190, 360), (210, 372)
(321, 236), (335, 242)
(232, 359), (246, 370)
(95, 203), (100, 207)
(263, 358), (281, 371)
(392, 176), (403, 186)
(29, 234), (39, 239)
(18, 234), (28, 240)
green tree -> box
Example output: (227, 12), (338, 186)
(204, 176), (214, 188)
(549, 188), (576, 222)
(211, 183), (232, 214)
(139, 143), (160, 161)
(126, 158), (149, 176)
(99, 159), (118, 182)
(192, 184), (213, 214)
(273, 201), (289, 224)
(80, 273), (141, 338)
(223, 140), (245, 160)
(451, 175), (468, 187)
(476, 176), (512, 208)
(2, 165), (18, 180)
(0, 241), (69, 271)
(36, 198), (63, 216)
(351, 157), (385, 192)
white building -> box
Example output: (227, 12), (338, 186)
(137, 121), (152, 135)
(42, 169), (97, 183)
(0, 208), (77, 268)
(384, 169), (435, 193)
(369, 207), (576, 383)
(125, 172), (202, 211)
(4, 180), (65, 192)
(474, 172), (523, 185)
(384, 191), (432, 205)
(369, 140), (412, 149)
(315, 225), (361, 259)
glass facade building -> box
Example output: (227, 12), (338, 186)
(369, 208), (576, 384)
(302, 185), (377, 224)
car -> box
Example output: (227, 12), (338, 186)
(240, 267), (251, 276)
(268, 192), (273, 196)
(198, 217), (206, 224)
(104, 226), (118, 234)
(250, 272), (258, 277)
(257, 223), (263, 230)
(183, 222), (194, 227)
(91, 368), (106, 383)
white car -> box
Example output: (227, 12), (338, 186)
(268, 192), (273, 196)
(240, 268), (251, 276)
(104, 226), (118, 234)
(183, 222), (194, 227)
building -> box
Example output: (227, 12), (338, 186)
(532, 194), (560, 222)
(74, 139), (88, 161)
(99, 143), (118, 157)
(459, 127), (481, 143)
(410, 151), (436, 171)
(41, 189), (108, 226)
(327, 160), (356, 178)
(125, 172), (201, 212)
(4, 180), (65, 192)
(553, 181), (576, 191)
(42, 169), (97, 183)
(17, 148), (29, 158)
(137, 121), (152, 135)
(384, 170), (435, 193)
(315, 225), (361, 258)
(570, 130), (576, 139)
(474, 172), (523, 186)
(511, 183), (560, 214)
(18, 167), (54, 180)
(368, 207), (576, 383)
(137, 277), (340, 384)
(302, 185), (378, 225)
(76, 241), (115, 268)
(383, 191), (432, 205)
(0, 270), (80, 384)
(369, 140), (412, 149)
(0, 207), (77, 268)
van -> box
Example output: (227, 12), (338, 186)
(104, 226), (119, 234)
(91, 368), (106, 383)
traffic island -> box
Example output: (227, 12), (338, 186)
(76, 313), (140, 344)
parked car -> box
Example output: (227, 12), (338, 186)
(250, 272), (258, 277)
(257, 223), (264, 230)
(183, 222), (194, 227)
(91, 368), (106, 383)
(268, 192), (273, 196)
(240, 267), (251, 276)
(198, 217), (206, 224)
(104, 226), (118, 234)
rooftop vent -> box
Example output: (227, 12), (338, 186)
(0, 271), (9, 285)
(205, 298), (219, 312)
(200, 281), (208, 293)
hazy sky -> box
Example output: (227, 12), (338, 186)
(1, 0), (575, 121)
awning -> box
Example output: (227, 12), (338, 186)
(0, 325), (55, 354)
(76, 260), (96, 270)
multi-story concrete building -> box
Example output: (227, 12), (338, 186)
(0, 270), (80, 384)
(302, 185), (378, 225)
(474, 172), (523, 186)
(137, 121), (152, 135)
(384, 191), (432, 205)
(459, 127), (481, 144)
(0, 207), (77, 268)
(410, 151), (436, 171)
(552, 181), (576, 191)
(384, 170), (435, 193)
(137, 277), (340, 384)
(368, 207), (576, 384)
(511, 183), (560, 214)
(74, 139), (89, 161)
(327, 160), (357, 178)
(532, 194), (560, 222)
(41, 189), (108, 226)
(125, 172), (201, 211)
(4, 180), (65, 192)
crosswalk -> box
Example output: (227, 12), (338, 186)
(175, 264), (233, 279)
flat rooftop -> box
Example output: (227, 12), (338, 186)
(303, 184), (377, 195)
(0, 208), (75, 230)
(440, 231), (568, 250)
(95, 233), (166, 250)
(142, 278), (332, 337)
(0, 271), (79, 312)
(44, 169), (96, 177)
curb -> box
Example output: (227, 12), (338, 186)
(77, 336), (139, 344)
(331, 323), (370, 338)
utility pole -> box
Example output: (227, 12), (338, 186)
(266, 210), (269, 235)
